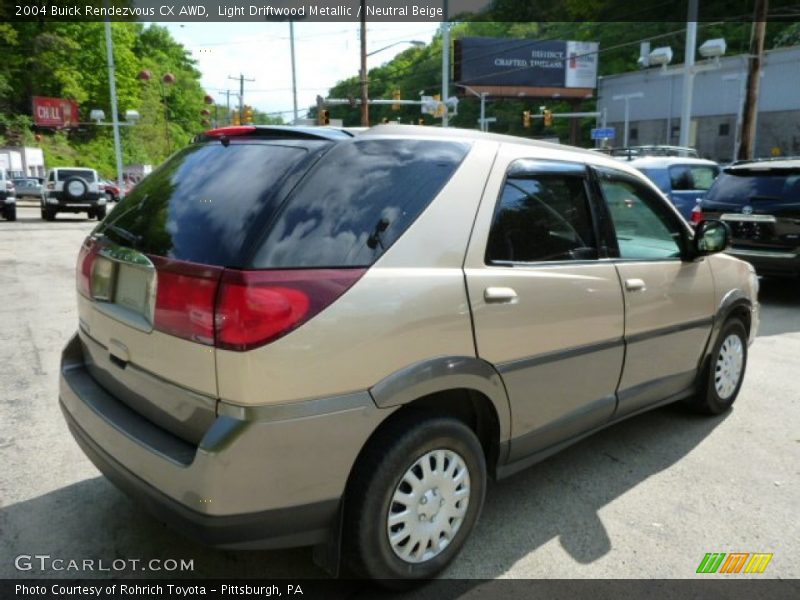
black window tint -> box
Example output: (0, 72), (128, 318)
(486, 168), (597, 264)
(705, 170), (800, 205)
(98, 141), (325, 266)
(254, 139), (469, 268)
(57, 169), (95, 181)
(597, 168), (684, 259)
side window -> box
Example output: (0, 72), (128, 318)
(486, 162), (597, 264)
(596, 168), (684, 260)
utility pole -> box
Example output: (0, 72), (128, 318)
(289, 22), (298, 124)
(613, 92), (644, 147)
(103, 18), (125, 201)
(738, 0), (768, 160)
(224, 90), (232, 124)
(441, 0), (450, 127)
(228, 73), (254, 117)
(359, 0), (369, 126)
(678, 0), (698, 148)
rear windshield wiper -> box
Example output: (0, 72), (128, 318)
(103, 223), (142, 247)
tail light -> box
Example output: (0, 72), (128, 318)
(76, 239), (100, 297)
(215, 269), (366, 351)
(151, 257), (223, 345)
(691, 204), (704, 225)
(148, 258), (365, 351)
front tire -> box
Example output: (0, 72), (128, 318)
(95, 205), (107, 220)
(4, 205), (16, 221)
(343, 413), (486, 583)
(689, 319), (748, 415)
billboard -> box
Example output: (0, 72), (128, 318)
(454, 38), (599, 91)
(32, 96), (79, 128)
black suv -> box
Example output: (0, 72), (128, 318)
(697, 158), (800, 277)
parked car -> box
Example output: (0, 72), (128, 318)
(622, 156), (721, 220)
(59, 125), (759, 583)
(1, 171), (16, 221)
(41, 167), (106, 221)
(99, 179), (135, 202)
(12, 177), (42, 199)
(695, 158), (800, 278)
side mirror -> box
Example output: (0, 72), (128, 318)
(692, 219), (730, 257)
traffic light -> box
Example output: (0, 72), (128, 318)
(543, 109), (553, 127)
(522, 110), (531, 128)
(231, 110), (240, 126)
(243, 106), (254, 124)
(318, 109), (330, 126)
(392, 89), (401, 111)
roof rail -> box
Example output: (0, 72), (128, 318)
(730, 155), (800, 166)
(596, 145), (699, 160)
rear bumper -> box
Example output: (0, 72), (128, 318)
(727, 247), (800, 277)
(59, 333), (391, 549)
(45, 192), (104, 209)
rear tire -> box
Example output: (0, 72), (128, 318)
(4, 206), (16, 221)
(41, 207), (55, 221)
(689, 319), (748, 415)
(343, 412), (486, 585)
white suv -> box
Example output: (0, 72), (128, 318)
(41, 167), (106, 221)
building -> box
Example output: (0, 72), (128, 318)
(0, 146), (45, 178)
(597, 45), (800, 162)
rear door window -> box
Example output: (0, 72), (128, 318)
(485, 161), (598, 264)
(253, 139), (469, 268)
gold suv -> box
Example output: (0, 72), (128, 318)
(59, 125), (759, 582)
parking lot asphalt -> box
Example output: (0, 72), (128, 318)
(1, 205), (798, 580)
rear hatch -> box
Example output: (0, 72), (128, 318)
(76, 129), (469, 443)
(700, 165), (800, 252)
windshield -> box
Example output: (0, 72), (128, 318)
(668, 165), (719, 191)
(705, 170), (800, 204)
(96, 139), (331, 266)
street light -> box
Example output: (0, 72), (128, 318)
(456, 83), (489, 132)
(612, 92), (644, 147)
(360, 38), (425, 126)
(366, 40), (424, 57)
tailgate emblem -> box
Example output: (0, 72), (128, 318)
(742, 205), (754, 215)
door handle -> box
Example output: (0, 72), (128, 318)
(625, 278), (647, 292)
(484, 287), (518, 304)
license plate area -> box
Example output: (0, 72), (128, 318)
(91, 245), (156, 331)
(721, 214), (776, 241)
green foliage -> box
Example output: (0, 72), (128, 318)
(0, 22), (212, 172)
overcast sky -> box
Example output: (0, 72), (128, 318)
(161, 22), (443, 120)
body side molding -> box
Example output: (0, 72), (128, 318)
(369, 356), (512, 445)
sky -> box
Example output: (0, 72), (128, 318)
(161, 22), (443, 121)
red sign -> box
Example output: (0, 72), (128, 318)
(32, 96), (79, 128)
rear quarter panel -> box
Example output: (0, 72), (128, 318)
(216, 139), (501, 405)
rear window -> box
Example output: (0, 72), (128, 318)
(668, 164), (719, 191)
(96, 140), (330, 266)
(253, 139), (470, 268)
(57, 169), (96, 182)
(705, 170), (800, 204)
